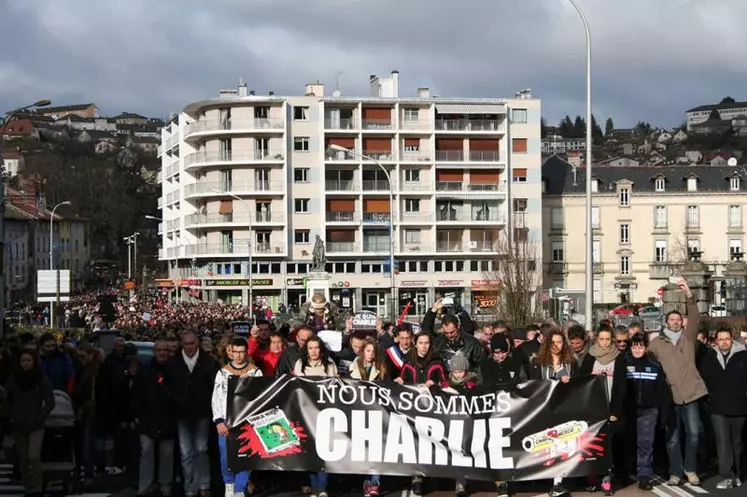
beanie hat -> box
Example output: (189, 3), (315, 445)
(490, 333), (511, 352)
(450, 355), (470, 372)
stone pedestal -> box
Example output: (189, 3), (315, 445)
(724, 257), (747, 316)
(306, 271), (332, 302)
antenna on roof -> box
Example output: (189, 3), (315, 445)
(728, 157), (738, 167)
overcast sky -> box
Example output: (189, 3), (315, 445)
(1, 0), (744, 127)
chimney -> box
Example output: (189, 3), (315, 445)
(370, 74), (377, 82)
(390, 70), (399, 98)
(268, 91), (274, 96)
(417, 87), (431, 99)
(304, 83), (324, 96)
(567, 151), (582, 168)
(237, 78), (248, 97)
(249, 90), (255, 96)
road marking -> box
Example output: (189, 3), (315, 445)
(685, 483), (708, 494)
(653, 485), (674, 497)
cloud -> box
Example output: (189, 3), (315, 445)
(0, 0), (744, 126)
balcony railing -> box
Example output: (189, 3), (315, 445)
(400, 212), (434, 223)
(325, 180), (356, 191)
(362, 180), (392, 191)
(649, 263), (672, 280)
(435, 151), (464, 162)
(325, 149), (357, 161)
(326, 212), (360, 222)
(549, 262), (568, 274)
(436, 241), (465, 252)
(185, 212), (284, 226)
(183, 181), (284, 196)
(324, 118), (357, 130)
(327, 242), (358, 252)
(362, 119), (393, 130)
(399, 151), (432, 162)
(184, 118), (284, 136)
(399, 120), (431, 131)
(435, 181), (506, 192)
(362, 212), (391, 223)
(363, 241), (392, 252)
(362, 150), (394, 161)
(184, 150), (284, 167)
(468, 151), (503, 162)
(435, 119), (504, 131)
(185, 242), (285, 256)
(436, 210), (504, 222)
(157, 196), (163, 208)
(468, 241), (498, 252)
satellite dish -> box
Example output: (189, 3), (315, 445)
(728, 157), (738, 166)
(332, 90), (342, 97)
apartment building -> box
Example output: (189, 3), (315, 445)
(542, 155), (747, 304)
(157, 72), (542, 317)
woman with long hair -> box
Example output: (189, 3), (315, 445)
(349, 339), (387, 497)
(293, 336), (337, 497)
(4, 349), (55, 496)
(529, 329), (577, 497)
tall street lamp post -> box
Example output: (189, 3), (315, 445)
(566, 0), (594, 329)
(49, 200), (71, 328)
(329, 144), (396, 319)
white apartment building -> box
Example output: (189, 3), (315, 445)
(686, 100), (747, 131)
(157, 72), (542, 317)
(542, 155), (747, 304)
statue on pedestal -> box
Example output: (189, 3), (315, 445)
(300, 293), (339, 331)
(311, 235), (326, 272)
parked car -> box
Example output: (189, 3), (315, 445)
(607, 303), (643, 317)
(128, 341), (154, 363)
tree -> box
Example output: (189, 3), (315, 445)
(720, 97), (736, 105)
(634, 121), (652, 137)
(573, 115), (585, 138)
(590, 115), (604, 145)
(558, 115), (574, 138)
(483, 230), (543, 326)
(541, 117), (548, 138)
(604, 118), (614, 137)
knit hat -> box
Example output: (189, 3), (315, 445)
(450, 355), (470, 372)
(490, 334), (511, 352)
(509, 328), (527, 341)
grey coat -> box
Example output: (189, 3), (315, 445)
(4, 375), (55, 432)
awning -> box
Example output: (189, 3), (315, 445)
(435, 103), (505, 115)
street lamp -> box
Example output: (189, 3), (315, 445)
(215, 191), (254, 309)
(566, 0), (594, 330)
(328, 144), (396, 319)
(49, 200), (71, 328)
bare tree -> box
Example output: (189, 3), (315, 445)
(669, 223), (700, 272)
(482, 230), (543, 326)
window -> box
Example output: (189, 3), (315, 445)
(731, 176), (741, 191)
(591, 179), (598, 193)
(294, 230), (310, 244)
(404, 169), (420, 182)
(654, 240), (667, 263)
(619, 188), (630, 206)
(513, 198), (527, 211)
(552, 242), (564, 262)
(293, 106), (309, 120)
(293, 137), (310, 152)
(591, 206), (600, 229)
(620, 224), (630, 244)
(654, 205), (667, 228)
(730, 239), (743, 260)
(294, 199), (310, 213)
(620, 256), (630, 276)
(687, 205), (699, 228)
(551, 208), (563, 229)
(293, 168), (309, 182)
(730, 205), (741, 228)
(687, 177), (697, 192)
(405, 199), (420, 212)
(654, 177), (665, 192)
(512, 109), (528, 123)
(593, 240), (601, 264)
(404, 230), (420, 244)
(403, 108), (419, 122)
(512, 168), (527, 182)
(687, 239), (700, 255)
(512, 138), (528, 153)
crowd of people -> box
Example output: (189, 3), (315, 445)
(2, 278), (746, 497)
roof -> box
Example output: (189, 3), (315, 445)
(41, 103), (96, 113)
(2, 119), (34, 135)
(115, 112), (148, 120)
(542, 154), (747, 195)
(687, 101), (747, 113)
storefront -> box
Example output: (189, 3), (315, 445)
(202, 278), (279, 308)
(471, 279), (500, 317)
(286, 277), (307, 313)
(330, 280), (355, 311)
(362, 288), (388, 316)
(436, 280), (465, 307)
(398, 281), (430, 317)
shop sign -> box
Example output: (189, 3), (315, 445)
(204, 279), (273, 287)
(286, 277), (306, 286)
(123, 280), (136, 290)
(352, 311), (378, 329)
(177, 279), (200, 287)
(400, 281), (427, 287)
(471, 279), (499, 288)
(331, 281), (351, 288)
(474, 293), (498, 308)
(154, 279), (174, 288)
(438, 280), (463, 287)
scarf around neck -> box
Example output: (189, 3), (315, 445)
(589, 342), (619, 365)
(182, 349), (199, 373)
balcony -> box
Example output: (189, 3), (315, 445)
(435, 181), (506, 193)
(400, 212), (434, 223)
(399, 151), (432, 162)
(436, 241), (463, 252)
(468, 151), (504, 162)
(326, 212), (360, 222)
(363, 241), (392, 253)
(362, 119), (393, 130)
(435, 119), (504, 132)
(324, 118), (357, 130)
(185, 242), (285, 256)
(184, 212), (285, 227)
(325, 180), (356, 191)
(362, 212), (391, 223)
(436, 210), (504, 223)
(468, 241), (498, 252)
(362, 180), (393, 191)
(183, 150), (284, 168)
(325, 149), (357, 161)
(362, 150), (394, 161)
(183, 118), (284, 138)
(593, 262), (604, 274)
(513, 212), (527, 228)
(183, 181), (284, 197)
(399, 120), (431, 131)
(157, 222), (164, 234)
(157, 196), (163, 208)
(649, 263), (673, 280)
(549, 262), (568, 274)
(435, 151), (464, 162)
(327, 242), (358, 253)
(165, 191), (181, 204)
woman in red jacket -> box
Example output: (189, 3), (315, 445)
(248, 331), (286, 376)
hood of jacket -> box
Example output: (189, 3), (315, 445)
(716, 340), (746, 369)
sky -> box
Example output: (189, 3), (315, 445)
(1, 0), (745, 128)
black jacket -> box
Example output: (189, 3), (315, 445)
(516, 338), (541, 376)
(579, 352), (628, 419)
(400, 356), (447, 385)
(131, 360), (177, 439)
(624, 354), (671, 421)
(432, 331), (487, 372)
(164, 349), (218, 421)
(96, 352), (128, 429)
(275, 344), (301, 376)
(383, 345), (410, 380)
(477, 354), (526, 392)
(700, 343), (747, 416)
(421, 309), (475, 336)
(526, 359), (577, 381)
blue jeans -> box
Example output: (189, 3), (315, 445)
(177, 418), (211, 495)
(78, 413), (104, 479)
(218, 435), (250, 493)
(309, 472), (328, 492)
(138, 435), (175, 494)
(665, 402), (701, 477)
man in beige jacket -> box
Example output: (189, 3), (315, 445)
(648, 279), (708, 487)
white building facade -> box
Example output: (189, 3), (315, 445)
(157, 73), (542, 318)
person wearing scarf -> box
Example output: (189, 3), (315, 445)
(4, 350), (55, 497)
(580, 328), (628, 495)
(212, 337), (262, 497)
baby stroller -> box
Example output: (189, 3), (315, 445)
(41, 390), (77, 495)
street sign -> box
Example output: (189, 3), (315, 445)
(657, 287), (663, 297)
(37, 270), (71, 303)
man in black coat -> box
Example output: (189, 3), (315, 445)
(477, 334), (526, 391)
(275, 326), (314, 376)
(164, 331), (218, 497)
(430, 314), (486, 373)
(132, 337), (177, 496)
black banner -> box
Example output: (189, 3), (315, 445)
(227, 376), (610, 482)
